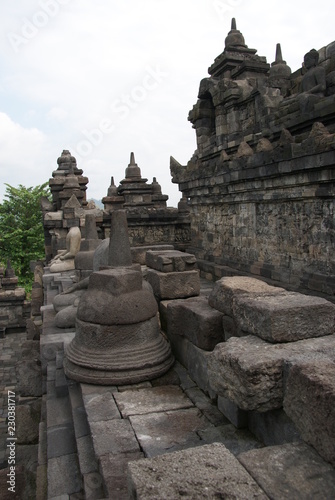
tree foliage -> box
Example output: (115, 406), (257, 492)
(0, 183), (50, 292)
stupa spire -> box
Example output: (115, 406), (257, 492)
(224, 18), (247, 49)
(125, 151), (141, 179)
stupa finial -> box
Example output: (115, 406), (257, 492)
(225, 18), (246, 49)
(125, 152), (141, 179)
(275, 43), (283, 64)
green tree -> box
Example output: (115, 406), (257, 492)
(0, 183), (50, 293)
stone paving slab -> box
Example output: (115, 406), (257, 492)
(238, 442), (335, 499)
(47, 453), (82, 498)
(114, 385), (194, 417)
(90, 419), (140, 456)
(127, 442), (269, 499)
(129, 407), (213, 458)
(47, 423), (77, 459)
(83, 391), (121, 422)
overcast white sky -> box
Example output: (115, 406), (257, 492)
(0, 0), (334, 207)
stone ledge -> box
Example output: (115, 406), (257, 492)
(208, 334), (335, 412)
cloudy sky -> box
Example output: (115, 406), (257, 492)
(0, 0), (334, 207)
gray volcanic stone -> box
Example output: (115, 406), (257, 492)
(146, 269), (200, 300)
(284, 360), (335, 466)
(90, 419), (140, 456)
(127, 443), (268, 499)
(208, 276), (283, 316)
(108, 210), (132, 266)
(208, 334), (335, 412)
(146, 249), (196, 273)
(166, 296), (224, 350)
(114, 385), (193, 417)
(238, 442), (335, 499)
(129, 407), (212, 457)
(100, 451), (144, 499)
(83, 391), (121, 422)
(77, 268), (157, 325)
(54, 302), (79, 328)
(235, 291), (335, 343)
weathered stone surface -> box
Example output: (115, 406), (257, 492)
(208, 334), (335, 412)
(90, 419), (140, 456)
(208, 276), (284, 316)
(235, 291), (335, 342)
(146, 249), (196, 273)
(47, 453), (82, 498)
(114, 385), (193, 417)
(284, 360), (335, 466)
(166, 332), (215, 397)
(217, 396), (248, 428)
(238, 442), (335, 499)
(100, 451), (144, 499)
(129, 407), (212, 457)
(16, 359), (43, 397)
(248, 408), (301, 446)
(147, 268), (200, 300)
(77, 269), (157, 325)
(127, 443), (268, 499)
(166, 296), (224, 350)
(131, 245), (174, 265)
(83, 391), (121, 422)
(198, 424), (263, 455)
(16, 400), (41, 444)
(53, 289), (83, 312)
(54, 301), (79, 328)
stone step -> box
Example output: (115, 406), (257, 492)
(68, 382), (105, 500)
(46, 361), (83, 499)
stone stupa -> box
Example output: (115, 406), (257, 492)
(63, 210), (174, 384)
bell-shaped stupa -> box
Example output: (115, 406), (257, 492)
(64, 210), (174, 384)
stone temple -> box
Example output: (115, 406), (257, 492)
(2, 18), (335, 499)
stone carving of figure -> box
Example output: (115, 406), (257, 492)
(301, 49), (326, 96)
(50, 226), (81, 273)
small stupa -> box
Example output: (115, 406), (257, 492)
(63, 210), (174, 384)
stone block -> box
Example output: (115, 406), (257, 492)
(146, 268), (200, 300)
(235, 291), (335, 343)
(47, 454), (82, 498)
(129, 407), (212, 458)
(16, 400), (41, 444)
(90, 419), (140, 456)
(100, 451), (144, 499)
(113, 385), (193, 418)
(166, 296), (224, 350)
(167, 332), (216, 398)
(217, 396), (248, 429)
(283, 360), (335, 466)
(16, 359), (43, 397)
(127, 443), (268, 499)
(146, 249), (196, 272)
(208, 276), (284, 316)
(83, 391), (121, 422)
(198, 424), (263, 456)
(238, 442), (335, 499)
(248, 408), (301, 446)
(208, 334), (335, 412)
(47, 423), (77, 459)
(131, 244), (174, 265)
(76, 435), (99, 475)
